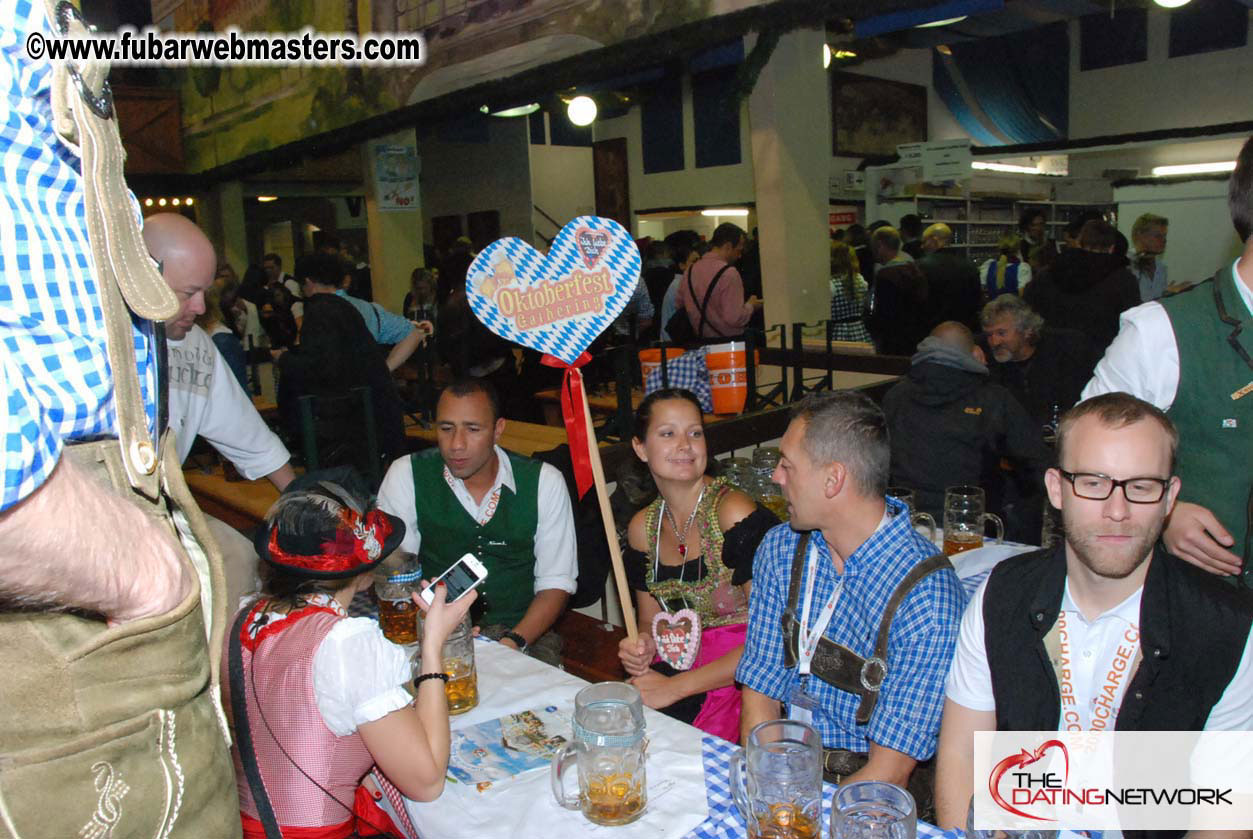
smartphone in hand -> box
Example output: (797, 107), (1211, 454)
(419, 553), (488, 605)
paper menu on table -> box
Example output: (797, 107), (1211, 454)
(446, 704), (570, 789)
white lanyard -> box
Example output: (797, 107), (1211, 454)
(796, 540), (844, 676)
(1055, 609), (1142, 731)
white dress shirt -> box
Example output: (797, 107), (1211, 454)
(1082, 258), (1253, 409)
(377, 445), (578, 594)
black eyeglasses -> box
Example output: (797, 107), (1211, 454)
(1058, 470), (1170, 504)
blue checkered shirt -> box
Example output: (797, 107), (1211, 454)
(0, 0), (156, 511)
(735, 497), (964, 759)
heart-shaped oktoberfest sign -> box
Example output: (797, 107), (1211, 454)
(466, 216), (640, 364)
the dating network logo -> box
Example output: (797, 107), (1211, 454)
(989, 740), (1070, 821)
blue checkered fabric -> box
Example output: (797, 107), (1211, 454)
(0, 0), (157, 511)
(736, 499), (965, 759)
(687, 735), (954, 839)
(644, 347), (714, 413)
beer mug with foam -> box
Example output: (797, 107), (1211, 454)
(550, 682), (648, 826)
(943, 485), (1004, 556)
(731, 719), (823, 838)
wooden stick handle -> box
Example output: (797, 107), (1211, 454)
(577, 371), (638, 642)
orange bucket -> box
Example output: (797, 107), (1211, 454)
(639, 347), (685, 386)
(706, 341), (748, 414)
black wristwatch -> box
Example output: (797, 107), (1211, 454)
(501, 630), (527, 651)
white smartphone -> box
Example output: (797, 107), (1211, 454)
(419, 553), (488, 605)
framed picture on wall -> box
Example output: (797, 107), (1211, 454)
(831, 72), (928, 158)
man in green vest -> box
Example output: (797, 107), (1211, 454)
(1083, 134), (1253, 590)
(378, 378), (577, 665)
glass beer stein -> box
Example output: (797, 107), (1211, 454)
(373, 553), (421, 645)
(441, 615), (478, 715)
(551, 682), (648, 826)
(943, 485), (1004, 556)
(832, 781), (917, 839)
(731, 719), (823, 839)
(885, 487), (937, 543)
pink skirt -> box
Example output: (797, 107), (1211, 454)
(689, 622), (748, 742)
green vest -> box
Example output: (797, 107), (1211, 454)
(409, 449), (542, 627)
(1160, 268), (1253, 586)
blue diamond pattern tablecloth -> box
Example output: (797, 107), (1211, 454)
(686, 735), (956, 839)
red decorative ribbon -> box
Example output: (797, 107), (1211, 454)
(541, 351), (594, 499)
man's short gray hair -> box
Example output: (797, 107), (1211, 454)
(791, 390), (890, 498)
(980, 294), (1044, 342)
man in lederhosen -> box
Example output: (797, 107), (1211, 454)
(737, 391), (964, 817)
(0, 3), (239, 836)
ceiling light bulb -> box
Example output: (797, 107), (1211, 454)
(972, 161), (1041, 175)
(481, 103), (541, 118)
(823, 44), (832, 68)
(834, 49), (858, 59)
(567, 96), (597, 127)
(257, 195), (278, 202)
(701, 208), (750, 217)
(185, 197), (194, 206)
(157, 198), (166, 206)
(1152, 0), (1191, 7)
(171, 198), (180, 206)
(143, 198), (153, 207)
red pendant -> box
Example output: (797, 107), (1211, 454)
(677, 543), (687, 556)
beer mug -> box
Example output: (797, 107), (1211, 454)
(550, 682), (648, 826)
(943, 485), (1004, 556)
(441, 615), (478, 715)
(886, 487), (937, 543)
(832, 781), (917, 839)
(373, 553), (421, 645)
(966, 798), (1056, 839)
(731, 719), (822, 839)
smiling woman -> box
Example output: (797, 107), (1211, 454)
(616, 388), (779, 740)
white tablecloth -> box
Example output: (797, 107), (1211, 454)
(945, 540), (1041, 599)
(401, 639), (711, 839)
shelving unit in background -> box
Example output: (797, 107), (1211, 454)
(863, 166), (1115, 266)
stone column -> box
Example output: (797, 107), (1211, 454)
(361, 129), (424, 312)
(747, 27), (831, 331)
(202, 179), (248, 273)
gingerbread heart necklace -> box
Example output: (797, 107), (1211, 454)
(651, 487), (706, 671)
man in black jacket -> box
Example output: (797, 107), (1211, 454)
(917, 223), (982, 332)
(1023, 219), (1140, 353)
(882, 322), (1050, 542)
(980, 294), (1100, 431)
(934, 393), (1253, 835)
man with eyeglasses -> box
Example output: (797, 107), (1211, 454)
(933, 392), (1253, 831)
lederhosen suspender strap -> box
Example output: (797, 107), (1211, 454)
(781, 531), (953, 725)
(688, 264), (732, 339)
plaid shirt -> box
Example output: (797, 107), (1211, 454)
(644, 347), (714, 412)
(0, 0), (157, 511)
(736, 497), (964, 759)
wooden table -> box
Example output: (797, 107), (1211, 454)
(405, 418), (599, 458)
(250, 394), (277, 421)
(183, 465), (279, 533)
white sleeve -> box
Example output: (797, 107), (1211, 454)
(312, 617), (414, 737)
(1202, 626), (1253, 731)
(284, 277), (304, 320)
(1080, 301), (1178, 410)
(377, 456), (422, 555)
(1017, 263), (1032, 292)
(944, 578), (997, 712)
(198, 343), (292, 480)
(532, 463), (577, 594)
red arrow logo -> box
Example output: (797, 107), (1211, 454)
(988, 740), (1069, 822)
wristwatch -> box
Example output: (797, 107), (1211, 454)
(501, 630), (528, 651)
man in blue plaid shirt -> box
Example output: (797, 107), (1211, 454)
(736, 391), (963, 814)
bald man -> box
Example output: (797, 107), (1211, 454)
(918, 223), (982, 331)
(143, 214), (295, 607)
(882, 321), (1050, 541)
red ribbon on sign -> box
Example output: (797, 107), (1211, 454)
(540, 351), (594, 498)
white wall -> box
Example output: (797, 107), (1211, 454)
(1115, 178), (1244, 284)
(1068, 11), (1253, 139)
(529, 143), (595, 245)
(417, 118), (533, 244)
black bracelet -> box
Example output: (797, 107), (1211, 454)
(414, 672), (449, 688)
(501, 630), (528, 651)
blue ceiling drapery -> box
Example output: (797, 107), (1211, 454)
(932, 21), (1069, 146)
